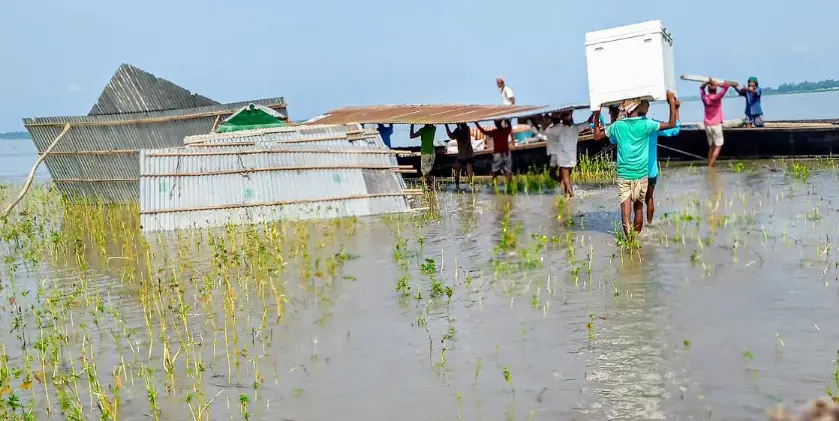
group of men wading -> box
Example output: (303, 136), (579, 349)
(408, 78), (517, 189)
(393, 75), (765, 239)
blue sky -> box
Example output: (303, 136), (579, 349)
(0, 0), (835, 131)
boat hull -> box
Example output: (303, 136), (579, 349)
(395, 125), (839, 177)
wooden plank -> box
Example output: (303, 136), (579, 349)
(681, 74), (740, 87)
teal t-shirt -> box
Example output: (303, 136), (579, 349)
(419, 125), (437, 154)
(605, 117), (661, 180)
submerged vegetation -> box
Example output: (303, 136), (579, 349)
(0, 157), (838, 420)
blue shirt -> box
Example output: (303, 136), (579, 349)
(739, 88), (763, 116)
(589, 114), (608, 129)
(643, 118), (681, 179)
(377, 124), (394, 147)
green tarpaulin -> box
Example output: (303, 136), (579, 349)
(217, 104), (287, 133)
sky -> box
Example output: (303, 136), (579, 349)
(0, 0), (836, 132)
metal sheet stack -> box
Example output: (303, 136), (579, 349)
(139, 124), (420, 232)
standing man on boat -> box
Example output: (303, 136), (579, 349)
(474, 119), (514, 190)
(592, 92), (679, 237)
(545, 110), (591, 198)
(733, 76), (764, 127)
(640, 98), (681, 225)
(410, 123), (437, 188)
(377, 124), (394, 148)
(497, 78), (515, 105)
(701, 80), (731, 167)
(445, 123), (474, 190)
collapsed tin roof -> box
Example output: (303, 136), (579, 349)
(89, 63), (221, 116)
(303, 104), (546, 125)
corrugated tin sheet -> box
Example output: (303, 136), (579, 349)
(142, 145), (405, 175)
(185, 123), (360, 144)
(89, 64), (220, 115)
(498, 104), (590, 121)
(148, 142), (407, 188)
(184, 124), (389, 149)
(24, 97), (288, 203)
(303, 104), (546, 125)
(25, 97), (287, 127)
(139, 139), (414, 231)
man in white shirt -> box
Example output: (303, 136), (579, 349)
(544, 110), (592, 198)
(497, 78), (515, 105)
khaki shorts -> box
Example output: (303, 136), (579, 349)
(705, 124), (724, 146)
(617, 177), (648, 203)
(421, 153), (435, 176)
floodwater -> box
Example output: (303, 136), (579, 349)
(1, 164), (838, 420)
(0, 138), (49, 181)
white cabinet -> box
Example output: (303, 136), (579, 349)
(585, 20), (676, 111)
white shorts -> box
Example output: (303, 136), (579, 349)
(550, 153), (576, 168)
(705, 124), (724, 146)
(421, 153), (435, 176)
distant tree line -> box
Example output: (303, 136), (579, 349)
(765, 79), (839, 94)
(683, 78), (839, 100)
(0, 131), (31, 140)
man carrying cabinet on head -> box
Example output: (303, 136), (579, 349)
(592, 91), (679, 238)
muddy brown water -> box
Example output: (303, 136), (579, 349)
(1, 165), (838, 421)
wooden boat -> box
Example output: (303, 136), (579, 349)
(395, 120), (839, 177)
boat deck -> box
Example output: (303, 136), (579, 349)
(395, 121), (839, 177)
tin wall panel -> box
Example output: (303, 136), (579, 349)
(139, 141), (411, 231)
(24, 97), (287, 203)
(144, 147), (397, 173)
(183, 123), (363, 145)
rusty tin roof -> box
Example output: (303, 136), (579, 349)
(303, 104), (546, 125)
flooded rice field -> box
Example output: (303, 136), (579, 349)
(0, 161), (838, 421)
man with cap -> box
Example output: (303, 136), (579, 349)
(733, 76), (765, 127)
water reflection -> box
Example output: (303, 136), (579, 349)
(583, 248), (671, 420)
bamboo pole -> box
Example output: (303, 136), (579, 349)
(38, 150), (139, 156)
(37, 147), (419, 158)
(186, 132), (379, 147)
(143, 164), (413, 177)
(24, 104), (287, 128)
(657, 144), (707, 161)
(2, 124), (72, 218)
(140, 191), (423, 215)
(188, 141), (256, 148)
(146, 148), (419, 157)
(53, 179), (138, 183)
